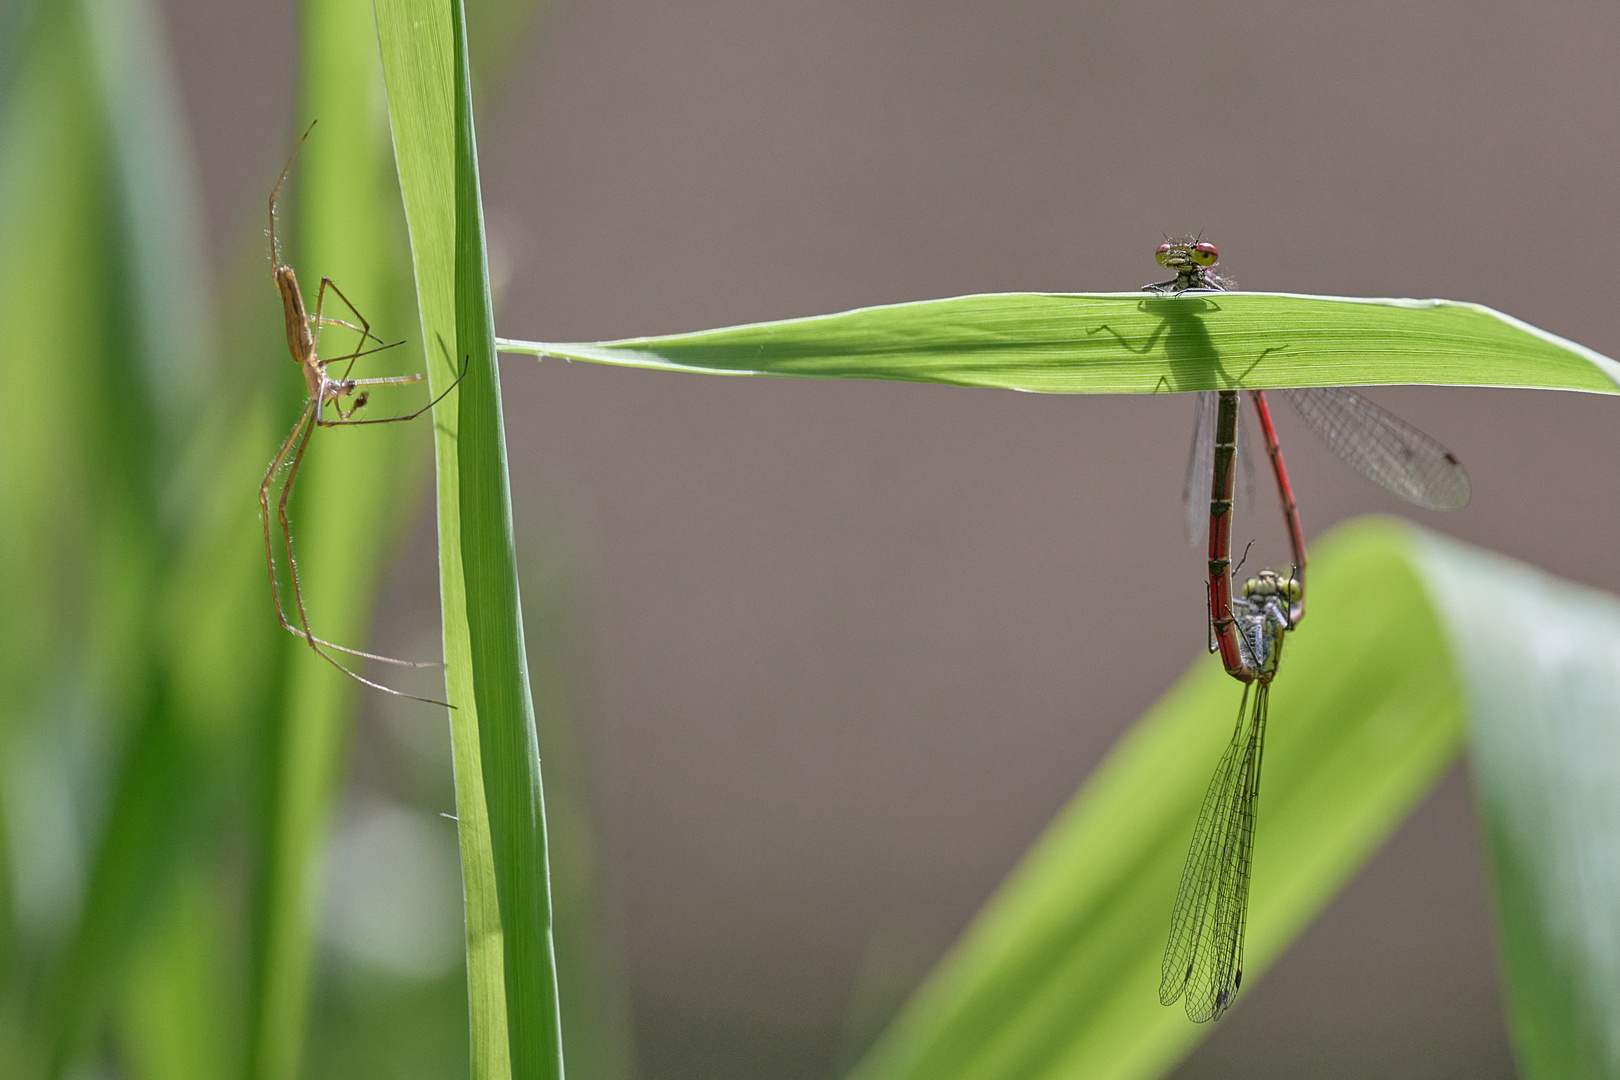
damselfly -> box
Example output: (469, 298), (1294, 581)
(1160, 388), (1301, 1021)
(1159, 569), (1295, 1022)
(1147, 239), (1470, 571)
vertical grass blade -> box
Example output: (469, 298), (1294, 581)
(1415, 536), (1620, 1079)
(374, 5), (511, 1072)
(244, 0), (435, 1075)
(451, 0), (566, 1071)
(377, 2), (564, 1076)
(0, 0), (215, 1074)
(449, 0), (565, 1071)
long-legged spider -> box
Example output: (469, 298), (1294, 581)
(260, 122), (463, 705)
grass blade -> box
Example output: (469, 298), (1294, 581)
(847, 518), (1465, 1080)
(374, 4), (513, 1072)
(498, 291), (1620, 395)
(848, 516), (1620, 1079)
(0, 1), (218, 1074)
(1415, 536), (1620, 1079)
(245, 0), (437, 1075)
(452, 0), (565, 1071)
(377, 1), (565, 1076)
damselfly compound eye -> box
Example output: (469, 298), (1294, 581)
(1192, 242), (1219, 267)
(1155, 242), (1174, 267)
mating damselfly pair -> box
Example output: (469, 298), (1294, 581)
(1149, 239), (1468, 1021)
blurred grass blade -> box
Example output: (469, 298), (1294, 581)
(378, 1), (565, 1077)
(847, 519), (1464, 1080)
(1414, 536), (1620, 1079)
(848, 517), (1620, 1080)
(0, 0), (216, 1074)
(497, 292), (1620, 395)
(118, 868), (233, 1080)
(244, 0), (436, 1075)
(83, 0), (205, 445)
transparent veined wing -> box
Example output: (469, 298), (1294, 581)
(1161, 683), (1269, 1022)
(1284, 386), (1470, 510)
(1183, 391), (1217, 546)
(1183, 391), (1256, 547)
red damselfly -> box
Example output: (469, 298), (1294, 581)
(1147, 239), (1470, 597)
(1159, 571), (1295, 1022)
(1159, 385), (1301, 1022)
(1146, 237), (1465, 1021)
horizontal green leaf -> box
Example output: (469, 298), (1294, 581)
(498, 292), (1620, 394)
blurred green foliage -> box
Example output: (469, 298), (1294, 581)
(0, 0), (615, 1078)
(839, 520), (1620, 1080)
(850, 519), (1462, 1080)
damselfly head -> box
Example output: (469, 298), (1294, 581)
(1242, 569), (1278, 596)
(1155, 239), (1219, 269)
(1241, 569), (1303, 604)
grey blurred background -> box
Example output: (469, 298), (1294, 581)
(162, 1), (1620, 1077)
